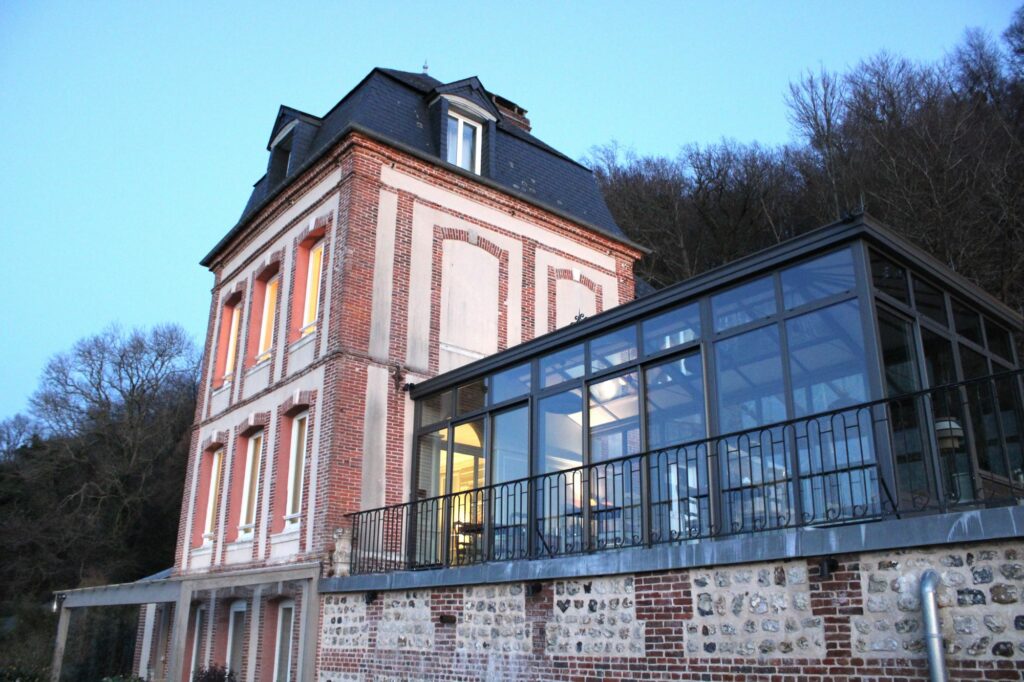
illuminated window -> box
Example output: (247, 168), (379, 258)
(284, 413), (308, 527)
(203, 449), (224, 543)
(256, 277), (279, 362)
(301, 242), (323, 336)
(238, 432), (263, 538)
(214, 301), (242, 387)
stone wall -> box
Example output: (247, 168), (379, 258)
(854, 542), (1024, 660)
(317, 539), (1024, 681)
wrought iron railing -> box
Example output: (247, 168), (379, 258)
(347, 369), (1024, 575)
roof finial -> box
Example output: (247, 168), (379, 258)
(422, 59), (429, 74)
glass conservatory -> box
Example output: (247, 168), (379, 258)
(348, 215), (1023, 575)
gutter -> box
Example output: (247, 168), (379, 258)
(919, 569), (947, 682)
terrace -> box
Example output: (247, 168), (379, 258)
(340, 215), (1024, 584)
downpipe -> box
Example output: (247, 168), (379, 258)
(919, 569), (946, 682)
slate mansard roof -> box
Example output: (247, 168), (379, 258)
(202, 68), (639, 266)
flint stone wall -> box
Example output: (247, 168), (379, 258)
(322, 594), (367, 649)
(687, 560), (824, 658)
(544, 576), (645, 656)
(375, 590), (434, 651)
(456, 583), (530, 653)
(854, 542), (1024, 660)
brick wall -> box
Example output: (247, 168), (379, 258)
(316, 539), (1024, 681)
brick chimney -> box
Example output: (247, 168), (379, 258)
(490, 93), (531, 133)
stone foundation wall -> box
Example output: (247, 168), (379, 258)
(316, 539), (1024, 681)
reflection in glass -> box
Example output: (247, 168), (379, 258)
(492, 407), (529, 560)
(952, 299), (983, 345)
(540, 344), (585, 388)
(590, 326), (638, 373)
(913, 278), (947, 326)
(420, 392), (452, 427)
(984, 318), (1013, 361)
(588, 372), (641, 548)
(878, 311), (919, 396)
(646, 352), (705, 449)
(449, 420), (486, 565)
(787, 300), (868, 416)
(787, 300), (877, 522)
(781, 248), (855, 310)
(712, 276), (777, 332)
(461, 118), (477, 170)
(456, 380), (486, 415)
(646, 352), (709, 541)
(413, 428), (447, 567)
(714, 326), (791, 533)
(642, 303), (700, 356)
(871, 252), (909, 303)
(445, 115), (459, 166)
(490, 363), (531, 404)
(535, 389), (584, 556)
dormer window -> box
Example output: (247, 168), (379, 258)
(446, 112), (482, 174)
(267, 120), (297, 188)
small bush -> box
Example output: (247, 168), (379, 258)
(193, 665), (236, 682)
(0, 665), (47, 682)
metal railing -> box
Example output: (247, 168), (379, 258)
(347, 369), (1024, 575)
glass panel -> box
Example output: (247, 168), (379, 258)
(781, 247), (856, 310)
(787, 300), (868, 417)
(490, 363), (531, 404)
(456, 380), (486, 415)
(928, 341), (974, 504)
(419, 392), (452, 427)
(913, 277), (947, 326)
(446, 115), (459, 165)
(921, 329), (956, 388)
(787, 300), (876, 523)
(642, 303), (700, 356)
(877, 311), (920, 397)
(589, 326), (638, 373)
(646, 352), (705, 449)
(228, 608), (246, 673)
(871, 252), (909, 303)
(714, 325), (786, 431)
(952, 299), (983, 345)
(715, 325), (791, 533)
(984, 318), (1013, 361)
(540, 344), (585, 388)
(461, 119), (477, 170)
(536, 388), (584, 556)
(288, 415), (307, 517)
(275, 605), (293, 682)
(450, 419), (485, 565)
(994, 377), (1024, 485)
(413, 428), (446, 567)
(492, 406), (529, 561)
(712, 276), (777, 332)
(415, 429), (448, 500)
(589, 372), (640, 461)
(646, 353), (709, 542)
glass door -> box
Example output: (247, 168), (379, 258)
(449, 419), (486, 565)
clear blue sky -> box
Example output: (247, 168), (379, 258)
(1, 0), (1018, 419)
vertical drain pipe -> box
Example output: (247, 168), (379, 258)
(920, 569), (946, 682)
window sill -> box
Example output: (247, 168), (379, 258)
(271, 525), (301, 542)
(245, 358), (271, 375)
(290, 332), (316, 351)
(228, 536), (254, 547)
(211, 382), (231, 396)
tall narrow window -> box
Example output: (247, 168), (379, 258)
(214, 301), (242, 387)
(238, 432), (263, 539)
(189, 606), (205, 676)
(273, 600), (295, 682)
(446, 112), (482, 173)
(203, 449), (224, 543)
(302, 242), (323, 336)
(256, 277), (279, 363)
(285, 413), (308, 527)
(226, 601), (246, 675)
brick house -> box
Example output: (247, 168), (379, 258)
(52, 68), (1024, 681)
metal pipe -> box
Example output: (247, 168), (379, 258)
(919, 569), (946, 682)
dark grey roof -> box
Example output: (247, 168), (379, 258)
(203, 68), (638, 266)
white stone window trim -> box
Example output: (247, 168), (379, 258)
(284, 411), (309, 527)
(237, 431), (263, 540)
(288, 329), (316, 351)
(300, 240), (325, 337)
(202, 449), (224, 546)
(255, 274), (280, 364)
(447, 110), (483, 174)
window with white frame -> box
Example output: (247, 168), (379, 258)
(446, 111), (482, 174)
(237, 432), (263, 539)
(202, 449), (224, 544)
(284, 412), (308, 528)
(273, 599), (295, 682)
(216, 303), (242, 386)
(226, 600), (247, 675)
(300, 242), (323, 337)
(189, 605), (206, 675)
